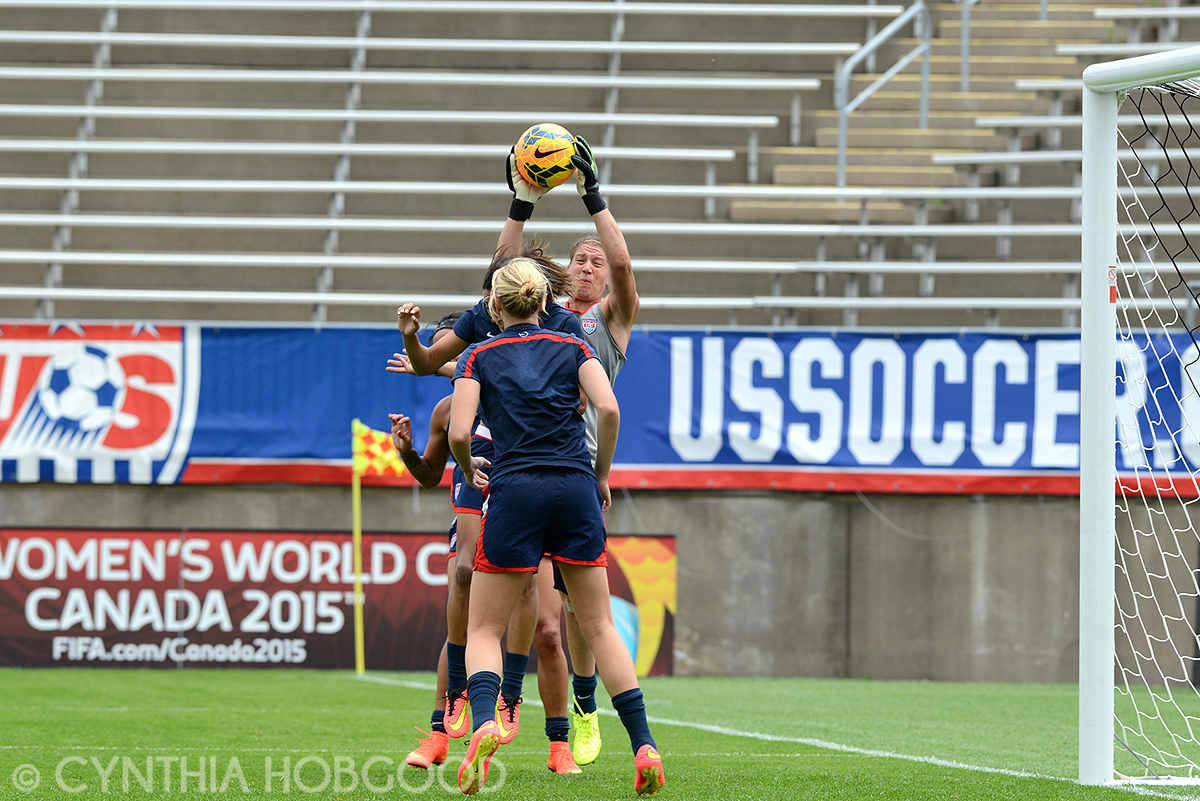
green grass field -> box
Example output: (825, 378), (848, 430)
(1, 668), (1197, 800)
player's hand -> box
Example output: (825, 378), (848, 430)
(597, 477), (611, 512)
(571, 135), (607, 215)
(507, 147), (549, 221)
(469, 457), (491, 490)
(388, 413), (414, 452)
(386, 351), (414, 374)
(397, 304), (421, 336)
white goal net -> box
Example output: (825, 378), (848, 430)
(1111, 79), (1200, 783)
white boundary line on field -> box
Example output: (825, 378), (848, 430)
(353, 673), (1200, 799)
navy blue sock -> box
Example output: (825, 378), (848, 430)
(501, 651), (529, 699)
(466, 671), (501, 730)
(431, 708), (446, 734)
(573, 671), (598, 714)
(447, 643), (467, 693)
(611, 687), (655, 753)
(545, 716), (570, 743)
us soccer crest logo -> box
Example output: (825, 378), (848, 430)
(582, 318), (598, 335)
(0, 324), (199, 484)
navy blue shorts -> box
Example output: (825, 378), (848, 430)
(452, 464), (485, 516)
(475, 467), (607, 572)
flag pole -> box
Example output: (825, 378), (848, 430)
(352, 469), (366, 676)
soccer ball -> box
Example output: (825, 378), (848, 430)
(514, 123), (577, 189)
(36, 345), (125, 432)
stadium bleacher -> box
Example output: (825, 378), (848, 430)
(0, 0), (1160, 329)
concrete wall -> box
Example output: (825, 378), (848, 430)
(0, 484), (1082, 682)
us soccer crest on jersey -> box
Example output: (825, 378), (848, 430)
(0, 324), (199, 484)
(581, 318), (598, 336)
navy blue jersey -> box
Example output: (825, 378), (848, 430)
(454, 323), (596, 480)
(452, 298), (586, 346)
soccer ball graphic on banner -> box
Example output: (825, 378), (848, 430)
(514, 123), (577, 189)
(36, 345), (125, 432)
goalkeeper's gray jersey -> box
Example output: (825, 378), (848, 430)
(580, 303), (627, 465)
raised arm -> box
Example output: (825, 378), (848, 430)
(390, 395), (453, 490)
(571, 136), (639, 350)
(397, 303), (469, 376)
(594, 208), (639, 342)
(498, 146), (550, 257)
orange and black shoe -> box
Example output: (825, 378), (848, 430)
(494, 692), (522, 745)
(633, 744), (665, 795)
(444, 688), (470, 739)
(546, 741), (582, 774)
(457, 720), (501, 796)
(404, 727), (449, 768)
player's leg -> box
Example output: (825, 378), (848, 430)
(531, 559), (578, 773)
(445, 513), (481, 738)
(405, 638), (450, 767)
(556, 571), (602, 765)
(557, 562), (665, 796)
(458, 470), (549, 795)
(495, 573), (538, 745)
(459, 568), (529, 795)
(405, 529), (457, 767)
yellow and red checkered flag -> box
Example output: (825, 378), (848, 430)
(351, 418), (408, 478)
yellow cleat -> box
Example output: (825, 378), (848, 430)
(571, 702), (602, 766)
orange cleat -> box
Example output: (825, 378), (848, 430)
(546, 741), (582, 774)
(457, 721), (501, 796)
(444, 688), (470, 739)
(404, 727), (449, 768)
(633, 744), (665, 796)
(494, 693), (522, 745)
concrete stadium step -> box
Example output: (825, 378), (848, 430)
(814, 127), (1013, 150)
(931, 3), (1123, 22)
(938, 19), (1113, 40)
(772, 163), (985, 188)
(728, 200), (954, 225)
(849, 73), (1031, 95)
(759, 147), (970, 170)
(927, 55), (1083, 79)
(858, 90), (1050, 113)
(885, 36), (1093, 59)
(812, 109), (996, 130)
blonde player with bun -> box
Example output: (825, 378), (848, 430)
(448, 258), (664, 796)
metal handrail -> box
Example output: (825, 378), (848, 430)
(834, 0), (931, 188)
(960, 0), (982, 91)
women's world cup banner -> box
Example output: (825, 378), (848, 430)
(0, 529), (676, 675)
(0, 320), (1177, 496)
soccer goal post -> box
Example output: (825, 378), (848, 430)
(1081, 44), (1200, 786)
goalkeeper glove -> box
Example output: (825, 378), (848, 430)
(506, 147), (549, 221)
(571, 135), (608, 216)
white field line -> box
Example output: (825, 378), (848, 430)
(353, 673), (1200, 800)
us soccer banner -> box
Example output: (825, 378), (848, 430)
(0, 529), (675, 674)
(2, 320), (1188, 496)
